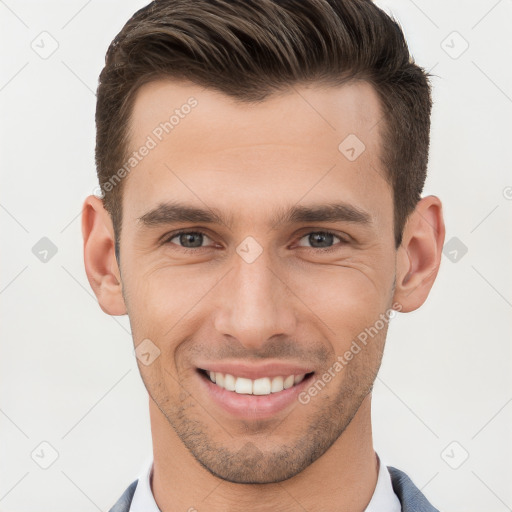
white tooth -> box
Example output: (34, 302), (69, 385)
(235, 377), (253, 394)
(271, 376), (284, 393)
(253, 377), (271, 395)
(224, 373), (236, 391)
(213, 372), (299, 394)
(283, 375), (294, 389)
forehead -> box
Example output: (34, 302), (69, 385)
(129, 78), (383, 152)
(122, 79), (391, 225)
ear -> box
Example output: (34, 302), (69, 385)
(393, 195), (445, 313)
(81, 195), (127, 315)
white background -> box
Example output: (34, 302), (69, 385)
(1, 1), (511, 511)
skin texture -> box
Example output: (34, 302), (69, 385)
(82, 80), (445, 511)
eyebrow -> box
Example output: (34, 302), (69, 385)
(137, 200), (372, 230)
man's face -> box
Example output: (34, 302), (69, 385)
(118, 79), (397, 483)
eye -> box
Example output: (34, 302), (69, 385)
(296, 231), (346, 250)
(164, 230), (214, 250)
(161, 229), (348, 253)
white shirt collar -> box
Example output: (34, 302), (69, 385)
(129, 452), (401, 512)
(365, 453), (402, 512)
(129, 455), (159, 512)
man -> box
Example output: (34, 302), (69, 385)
(82, 0), (445, 510)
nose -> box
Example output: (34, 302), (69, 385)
(213, 250), (297, 351)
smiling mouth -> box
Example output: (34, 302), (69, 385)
(197, 368), (315, 396)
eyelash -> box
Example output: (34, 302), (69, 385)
(162, 229), (348, 253)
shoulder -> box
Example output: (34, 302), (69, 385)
(387, 466), (441, 512)
(108, 479), (138, 512)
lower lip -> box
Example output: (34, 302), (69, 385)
(196, 370), (314, 420)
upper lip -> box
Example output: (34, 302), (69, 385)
(197, 361), (314, 380)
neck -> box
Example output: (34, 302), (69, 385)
(150, 394), (377, 512)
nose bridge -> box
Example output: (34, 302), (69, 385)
(214, 248), (296, 348)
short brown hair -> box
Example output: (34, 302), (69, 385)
(95, 0), (433, 257)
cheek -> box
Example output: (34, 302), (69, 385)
(285, 262), (394, 343)
(122, 262), (192, 329)
(122, 265), (219, 360)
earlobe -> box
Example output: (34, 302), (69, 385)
(81, 195), (127, 316)
(393, 196), (446, 313)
